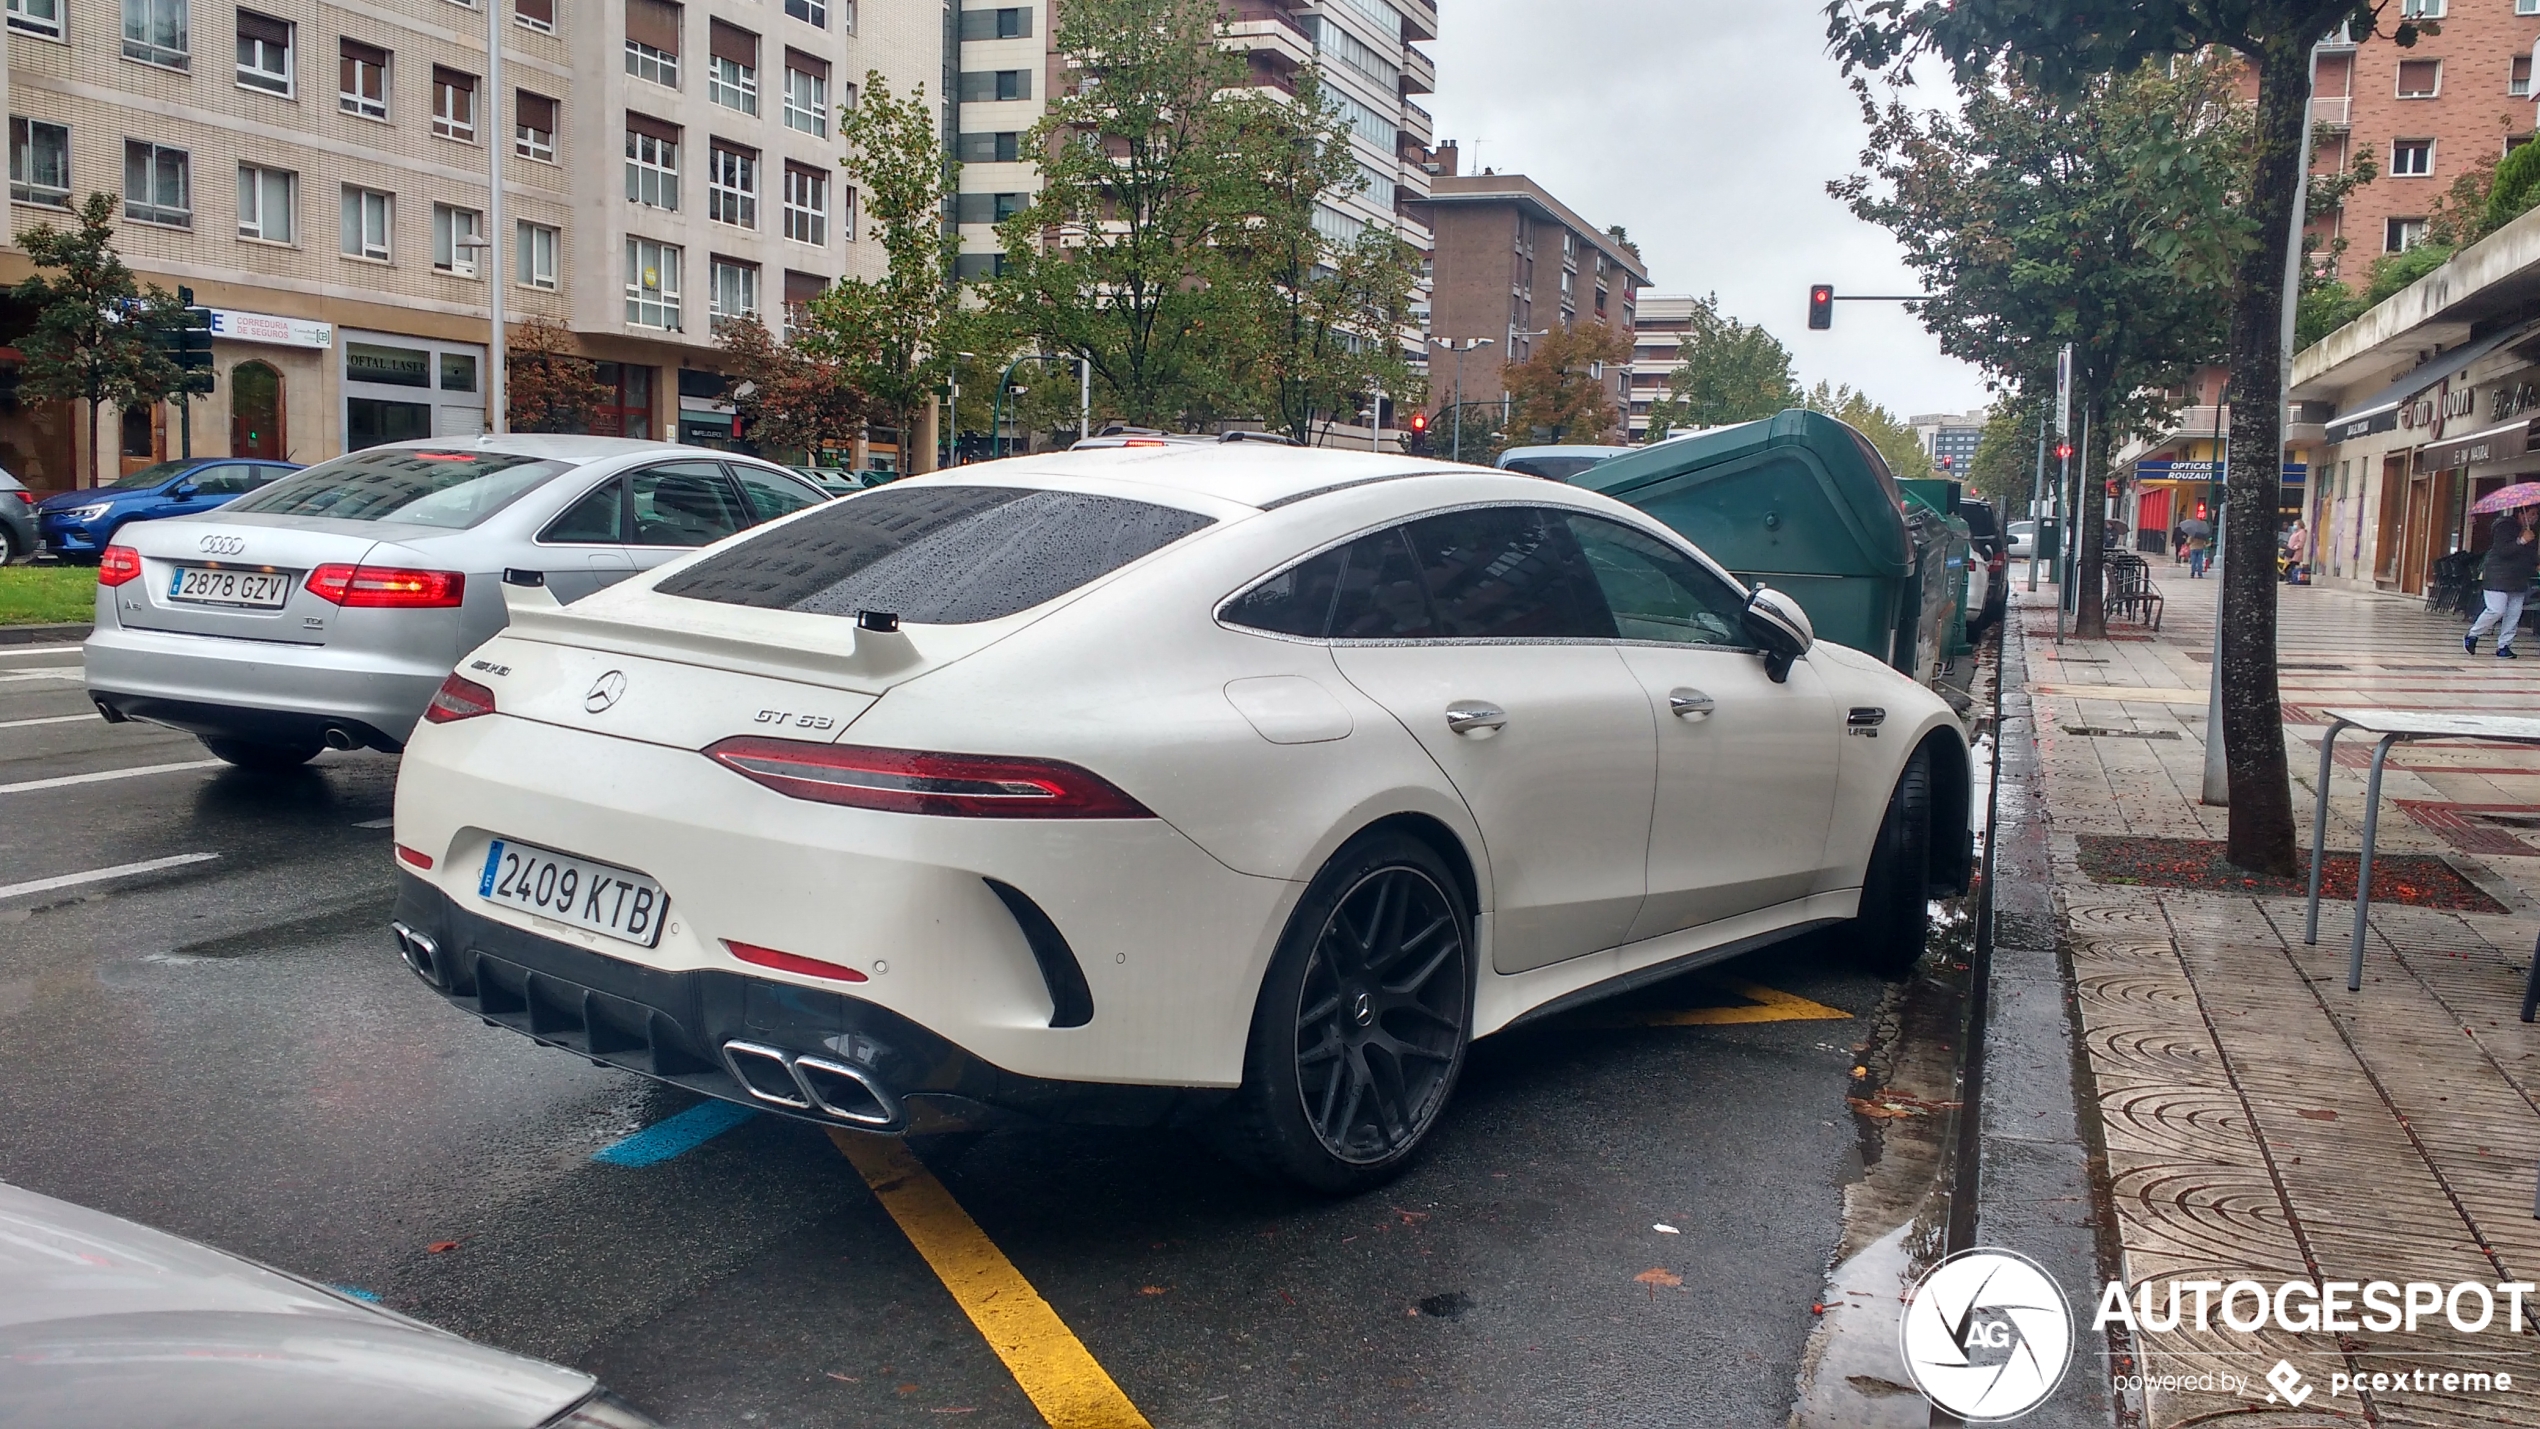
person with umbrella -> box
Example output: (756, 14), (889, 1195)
(2467, 482), (2540, 657)
(2179, 512), (2215, 578)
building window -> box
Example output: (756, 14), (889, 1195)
(783, 269), (823, 340)
(2400, 0), (2443, 15)
(785, 0), (824, 28)
(626, 118), (680, 210)
(708, 21), (759, 114)
(2392, 138), (2434, 177)
(954, 191), (1026, 224)
(626, 0), (680, 87)
(2396, 59), (2441, 98)
(237, 164), (295, 243)
(627, 238), (681, 328)
(515, 0), (552, 32)
(341, 185), (391, 260)
(340, 40), (388, 119)
(123, 141), (190, 226)
(958, 131), (1020, 163)
(710, 256), (757, 331)
(8, 0), (63, 41)
(783, 162), (826, 245)
(2387, 216), (2428, 252)
(784, 51), (829, 136)
(234, 10), (291, 94)
(709, 142), (757, 227)
(2516, 58), (2533, 99)
(957, 6), (1030, 38)
(433, 67), (478, 141)
(10, 119), (71, 208)
(517, 219), (558, 288)
(516, 89), (557, 162)
(958, 69), (1030, 102)
(2522, 0), (2540, 14)
(122, 0), (189, 68)
(433, 202), (483, 275)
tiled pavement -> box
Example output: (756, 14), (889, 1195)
(2019, 569), (2540, 1426)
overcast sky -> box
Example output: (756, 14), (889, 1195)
(1424, 0), (1995, 421)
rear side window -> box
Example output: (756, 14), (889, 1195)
(732, 464), (827, 521)
(1224, 506), (1618, 641)
(543, 480), (625, 544)
(656, 484), (1217, 625)
(630, 463), (749, 547)
(225, 449), (571, 530)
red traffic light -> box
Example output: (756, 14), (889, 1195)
(2055, 443), (2074, 460)
(1807, 285), (1834, 330)
(1409, 410), (1429, 433)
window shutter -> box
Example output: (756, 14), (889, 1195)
(434, 64), (478, 94)
(626, 0), (680, 53)
(714, 137), (759, 161)
(515, 0), (552, 24)
(785, 269), (825, 305)
(708, 19), (756, 64)
(340, 37), (387, 68)
(626, 110), (681, 144)
(517, 89), (558, 132)
(785, 46), (827, 80)
(236, 11), (290, 45)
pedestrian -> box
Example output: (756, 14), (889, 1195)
(2284, 519), (2309, 584)
(2181, 515), (2214, 578)
(2171, 521), (2188, 564)
(2466, 505), (2540, 657)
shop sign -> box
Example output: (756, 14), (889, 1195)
(206, 308), (333, 349)
(2136, 460), (2307, 481)
(345, 341), (432, 389)
(2422, 420), (2531, 472)
(2329, 407), (2399, 443)
(2495, 380), (2540, 422)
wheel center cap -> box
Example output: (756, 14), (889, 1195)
(1352, 991), (1374, 1027)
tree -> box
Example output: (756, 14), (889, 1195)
(1644, 293), (1801, 438)
(985, 0), (1269, 428)
(1503, 321), (1631, 444)
(506, 315), (614, 434)
(715, 314), (865, 460)
(803, 71), (963, 470)
(1800, 381), (1934, 482)
(1829, 0), (2437, 877)
(13, 193), (189, 488)
(1837, 56), (2238, 647)
(1966, 400), (2043, 504)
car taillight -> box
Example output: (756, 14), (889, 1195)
(306, 563), (466, 608)
(422, 673), (497, 724)
(703, 737), (1154, 818)
(97, 545), (142, 587)
(724, 939), (869, 983)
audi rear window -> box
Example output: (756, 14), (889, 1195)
(223, 449), (571, 530)
(655, 484), (1217, 624)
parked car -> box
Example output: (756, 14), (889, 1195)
(2006, 520), (2037, 559)
(0, 466), (34, 564)
(83, 437), (831, 770)
(790, 466), (863, 496)
(388, 446), (1973, 1193)
(0, 1178), (656, 1428)
(33, 457), (302, 563)
(1496, 444), (1633, 483)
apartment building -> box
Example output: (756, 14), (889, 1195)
(1624, 291), (1690, 440)
(0, 0), (933, 489)
(1412, 148), (1648, 440)
(1910, 408), (1988, 476)
(2308, 2), (2540, 281)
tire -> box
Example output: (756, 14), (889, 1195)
(201, 736), (323, 771)
(1212, 830), (1475, 1194)
(1852, 745), (1934, 977)
(0, 527), (17, 564)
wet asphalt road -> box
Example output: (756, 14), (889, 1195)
(0, 636), (1907, 1428)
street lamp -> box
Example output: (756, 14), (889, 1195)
(947, 351), (976, 466)
(992, 352), (1092, 457)
(1427, 336), (1493, 463)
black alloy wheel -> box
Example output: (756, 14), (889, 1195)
(1293, 864), (1468, 1164)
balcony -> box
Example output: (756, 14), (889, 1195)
(1222, 8), (1313, 71)
(1401, 44), (1434, 96)
(1397, 0), (1435, 43)
(2313, 93), (2351, 128)
(1401, 98), (1432, 147)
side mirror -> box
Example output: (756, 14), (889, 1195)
(170, 481), (199, 499)
(1743, 585), (1814, 684)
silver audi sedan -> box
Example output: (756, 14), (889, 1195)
(84, 436), (829, 769)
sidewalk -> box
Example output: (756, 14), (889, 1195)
(2021, 569), (2540, 1426)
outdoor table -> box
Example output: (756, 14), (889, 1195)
(2301, 709), (2540, 1001)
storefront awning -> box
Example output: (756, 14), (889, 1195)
(2326, 319), (2540, 443)
(2420, 417), (2533, 471)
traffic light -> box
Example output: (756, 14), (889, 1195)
(1807, 284), (1834, 330)
(161, 286), (216, 392)
(1408, 410), (1429, 434)
(2055, 443), (2074, 461)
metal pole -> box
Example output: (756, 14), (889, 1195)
(1372, 390), (1383, 453)
(2202, 390), (2231, 805)
(2026, 407), (2046, 591)
(1452, 356), (1463, 463)
(1078, 357), (1090, 442)
(484, 0), (505, 435)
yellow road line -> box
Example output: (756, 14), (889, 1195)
(831, 1129), (1152, 1429)
(1584, 976), (1853, 1027)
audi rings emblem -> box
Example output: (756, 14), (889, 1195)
(197, 534), (246, 556)
(584, 670), (627, 713)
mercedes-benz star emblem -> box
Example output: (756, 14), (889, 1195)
(584, 671), (627, 713)
(197, 534), (246, 555)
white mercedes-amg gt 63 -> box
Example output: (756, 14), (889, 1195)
(390, 444), (1971, 1191)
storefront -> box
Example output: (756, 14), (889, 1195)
(207, 308), (332, 464)
(339, 329), (487, 450)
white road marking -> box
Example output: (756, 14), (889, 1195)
(0, 714), (98, 730)
(0, 853), (218, 901)
(0, 670), (83, 682)
(0, 644), (85, 658)
(0, 759), (224, 795)
(353, 817), (393, 828)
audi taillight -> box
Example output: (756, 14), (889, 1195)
(703, 737), (1154, 818)
(422, 673), (497, 724)
(306, 563), (466, 608)
(97, 545), (142, 587)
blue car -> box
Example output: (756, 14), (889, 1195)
(36, 457), (301, 562)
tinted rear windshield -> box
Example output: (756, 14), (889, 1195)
(656, 484), (1215, 624)
(223, 449), (571, 529)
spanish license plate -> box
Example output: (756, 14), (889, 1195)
(169, 566), (291, 608)
(478, 838), (670, 948)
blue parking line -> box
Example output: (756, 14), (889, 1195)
(331, 1285), (382, 1302)
(592, 1101), (759, 1167)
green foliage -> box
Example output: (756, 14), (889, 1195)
(2490, 136), (2540, 233)
(1504, 322), (1631, 444)
(1643, 294), (1800, 439)
(13, 193), (191, 487)
(1965, 401), (2041, 501)
(0, 565), (98, 625)
(1801, 381), (1932, 481)
(506, 315), (614, 434)
(716, 313), (864, 460)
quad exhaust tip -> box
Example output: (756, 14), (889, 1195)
(389, 921), (440, 983)
(720, 1040), (898, 1127)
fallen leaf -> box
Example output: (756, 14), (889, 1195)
(1634, 1268), (1683, 1289)
(1847, 1097), (1915, 1120)
(897, 1384), (919, 1396)
(1850, 1065), (1869, 1079)
(426, 1240), (462, 1253)
(1139, 1285), (1169, 1296)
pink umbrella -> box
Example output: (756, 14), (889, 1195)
(2473, 481), (2540, 514)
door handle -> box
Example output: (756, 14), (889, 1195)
(1668, 687), (1716, 720)
(1445, 701), (1507, 737)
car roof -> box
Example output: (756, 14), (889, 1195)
(1498, 444), (1632, 462)
(913, 446), (1487, 511)
(355, 434), (757, 464)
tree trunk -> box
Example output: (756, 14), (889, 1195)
(2074, 390), (2110, 639)
(86, 397), (102, 490)
(2218, 35), (2306, 876)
